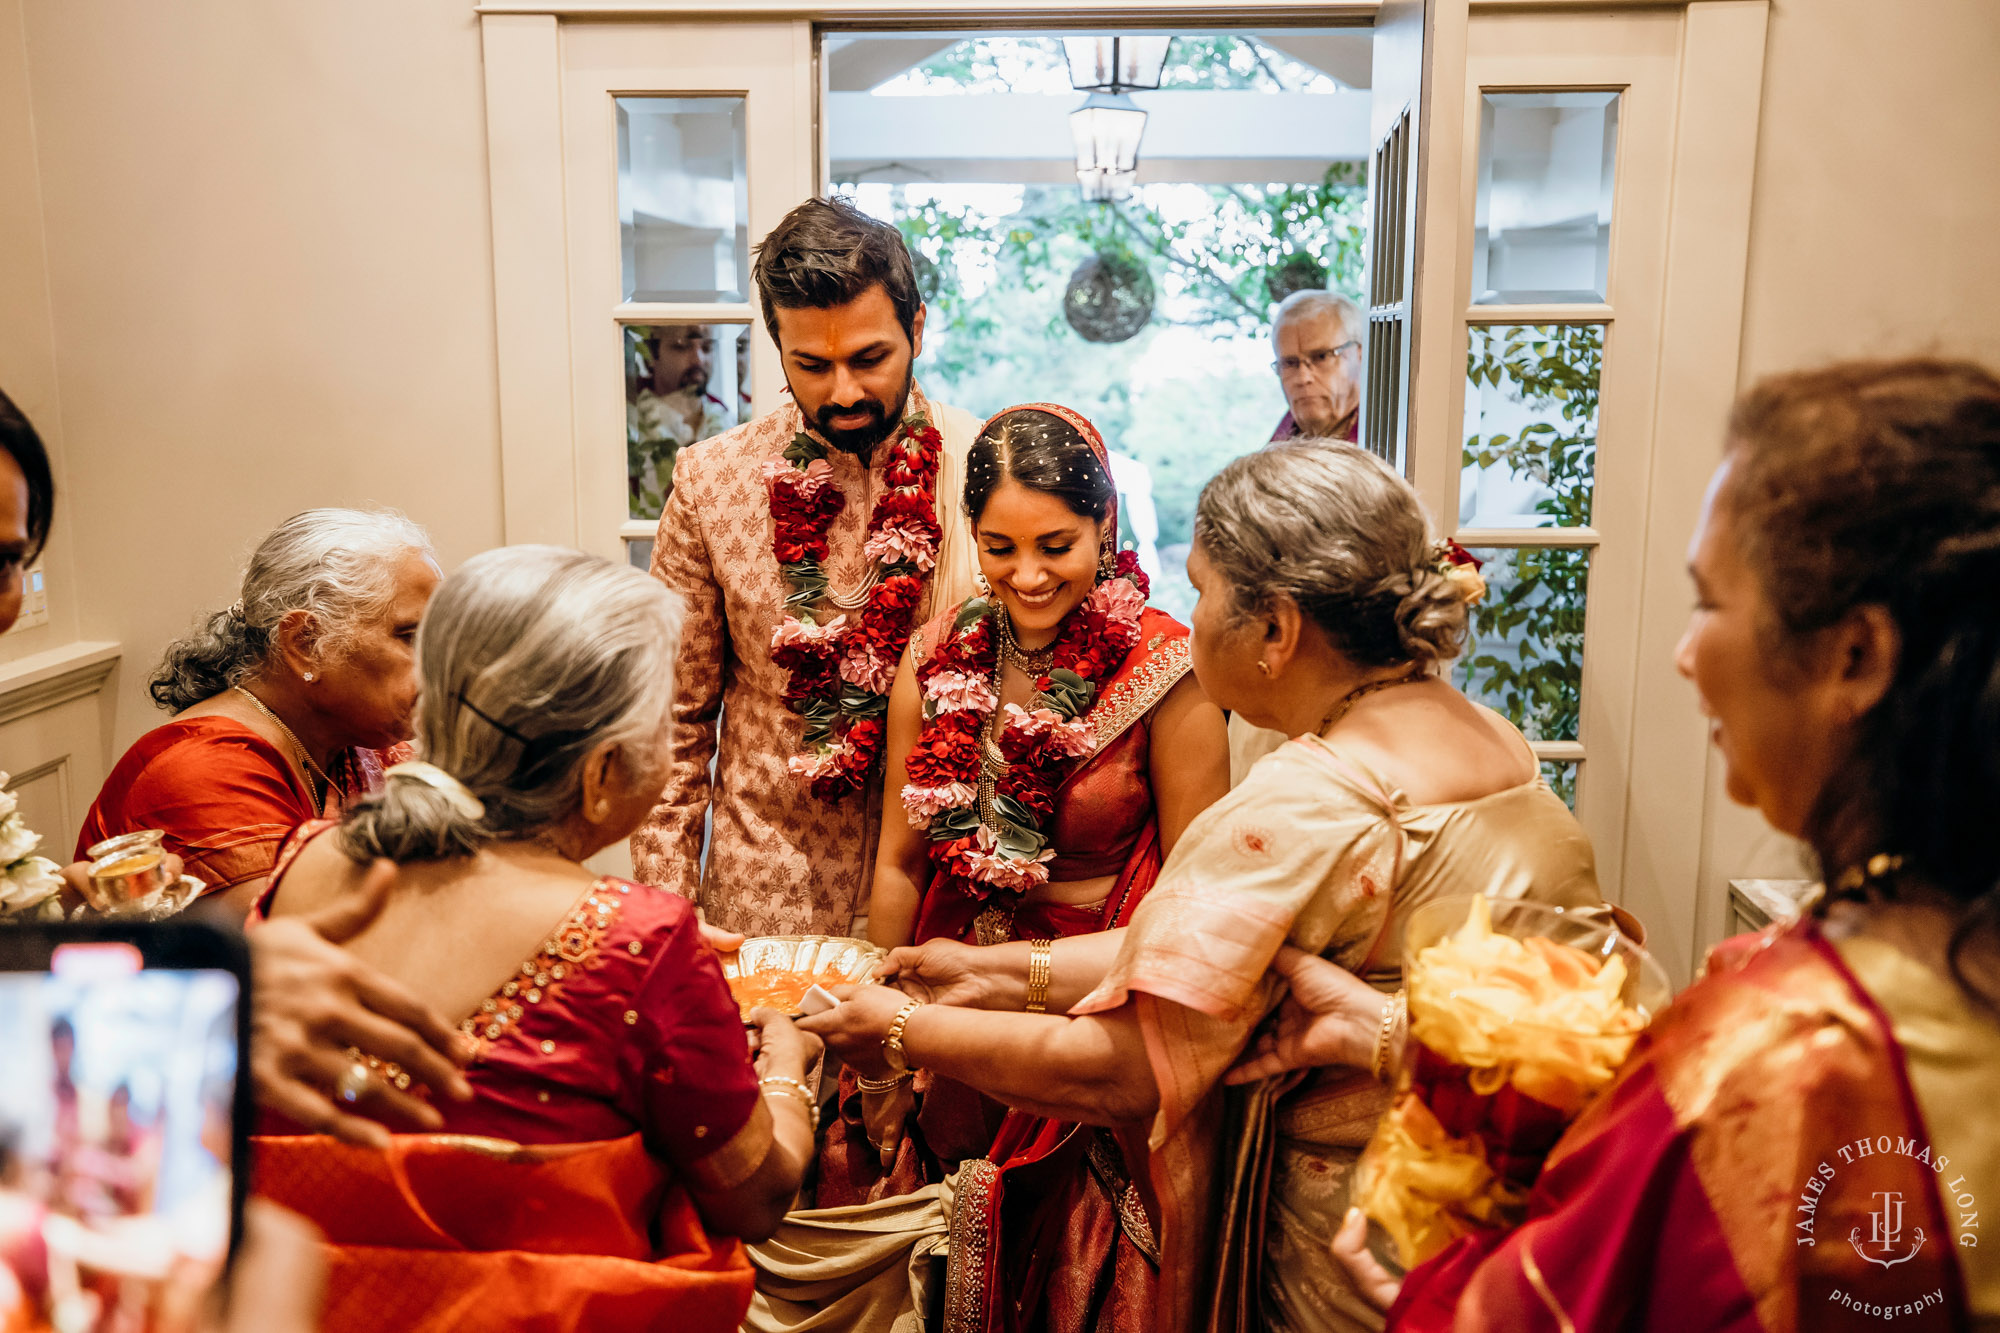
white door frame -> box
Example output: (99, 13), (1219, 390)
(478, 0), (1768, 981)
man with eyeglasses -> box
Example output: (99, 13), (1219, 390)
(1269, 290), (1364, 443)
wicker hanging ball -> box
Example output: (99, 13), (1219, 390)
(1263, 251), (1330, 305)
(1063, 251), (1155, 344)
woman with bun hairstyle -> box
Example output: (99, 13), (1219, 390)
(254, 546), (816, 1333)
(803, 439), (1606, 1333)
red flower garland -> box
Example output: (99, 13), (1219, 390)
(900, 572), (1147, 902)
(767, 414), (943, 801)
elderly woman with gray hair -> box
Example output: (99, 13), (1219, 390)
(78, 508), (440, 914)
(802, 440), (1607, 1333)
(254, 545), (817, 1332)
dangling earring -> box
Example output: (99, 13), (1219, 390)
(976, 571), (993, 598)
(1097, 551), (1116, 583)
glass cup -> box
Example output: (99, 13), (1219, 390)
(84, 829), (175, 913)
(1353, 895), (1669, 1270)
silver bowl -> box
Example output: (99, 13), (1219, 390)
(721, 934), (886, 1018)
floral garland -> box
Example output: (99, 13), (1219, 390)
(901, 551), (1150, 900)
(0, 772), (64, 920)
(768, 412), (944, 801)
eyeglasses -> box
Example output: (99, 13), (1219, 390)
(1273, 340), (1361, 377)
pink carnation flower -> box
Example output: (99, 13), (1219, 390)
(961, 826), (1054, 893)
(839, 642), (899, 695)
(863, 521), (940, 572)
(764, 456), (839, 503)
(1086, 575), (1147, 628)
(901, 781), (977, 828)
(1003, 703), (1096, 759)
(786, 748), (842, 783)
(923, 670), (999, 714)
(771, 614), (850, 656)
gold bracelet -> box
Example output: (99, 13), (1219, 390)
(1370, 991), (1407, 1083)
(854, 1070), (911, 1093)
(882, 999), (923, 1075)
(1024, 939), (1053, 1014)
(760, 1075), (820, 1134)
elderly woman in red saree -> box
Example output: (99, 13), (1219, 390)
(252, 546), (819, 1333)
(78, 508), (439, 915)
(752, 405), (1228, 1332)
(803, 439), (1605, 1333)
(1239, 360), (2000, 1331)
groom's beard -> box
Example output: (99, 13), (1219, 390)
(793, 366), (914, 458)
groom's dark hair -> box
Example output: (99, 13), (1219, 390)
(753, 196), (923, 347)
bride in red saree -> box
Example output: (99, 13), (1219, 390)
(767, 405), (1228, 1333)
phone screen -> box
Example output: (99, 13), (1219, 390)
(0, 936), (242, 1332)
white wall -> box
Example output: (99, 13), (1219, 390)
(1698, 0), (2000, 904)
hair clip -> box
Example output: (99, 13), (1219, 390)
(385, 761), (486, 821)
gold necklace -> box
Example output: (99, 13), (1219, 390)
(233, 685), (332, 813)
(1317, 670), (1428, 736)
(997, 613), (1056, 676)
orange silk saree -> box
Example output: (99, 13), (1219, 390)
(252, 1132), (753, 1333)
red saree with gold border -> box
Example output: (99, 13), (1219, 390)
(253, 1133), (754, 1332)
(812, 605), (1192, 1333)
(1390, 918), (1977, 1332)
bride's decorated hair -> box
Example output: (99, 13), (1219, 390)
(1194, 440), (1467, 667)
(964, 408), (1114, 527)
(340, 546), (683, 862)
(1720, 358), (2000, 1005)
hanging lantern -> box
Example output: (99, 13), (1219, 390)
(1069, 92), (1147, 177)
(1076, 166), (1137, 204)
(1062, 37), (1172, 94)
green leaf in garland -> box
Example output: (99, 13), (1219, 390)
(1039, 668), (1096, 717)
(782, 431), (827, 467)
(928, 806), (981, 842)
(841, 683), (892, 718)
(952, 597), (994, 635)
(997, 823), (1048, 858)
(991, 793), (1037, 828)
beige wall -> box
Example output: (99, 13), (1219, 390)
(1699, 0), (2000, 905)
(6, 1), (506, 771)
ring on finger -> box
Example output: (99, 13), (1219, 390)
(335, 1061), (373, 1105)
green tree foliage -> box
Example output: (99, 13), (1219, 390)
(1453, 323), (1602, 807)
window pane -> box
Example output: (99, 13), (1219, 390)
(627, 322), (751, 520)
(1460, 323), (1600, 529)
(618, 97), (749, 303)
(1472, 92), (1618, 305)
(627, 539), (653, 570)
(1540, 760), (1578, 811)
(1453, 545), (1590, 742)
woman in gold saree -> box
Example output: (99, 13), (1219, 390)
(1255, 359), (2000, 1330)
(803, 440), (1606, 1332)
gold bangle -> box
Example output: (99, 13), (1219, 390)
(1370, 991), (1407, 1083)
(882, 999), (923, 1075)
(855, 1070), (911, 1093)
(1024, 940), (1053, 1014)
(760, 1075), (819, 1134)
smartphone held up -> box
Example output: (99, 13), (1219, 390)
(0, 921), (250, 1333)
